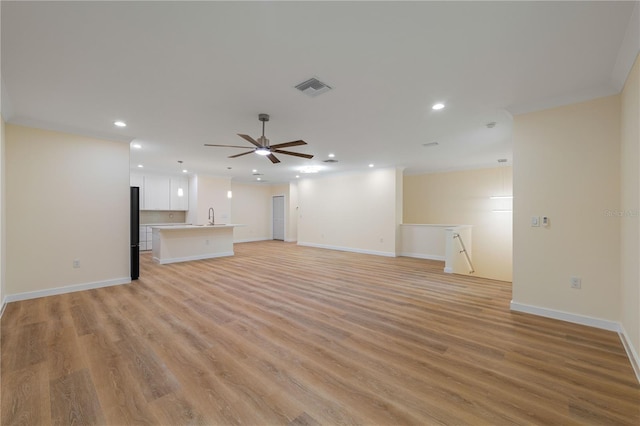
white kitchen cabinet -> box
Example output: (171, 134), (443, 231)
(143, 175), (171, 210)
(170, 175), (189, 211)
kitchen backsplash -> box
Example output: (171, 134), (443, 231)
(140, 211), (187, 224)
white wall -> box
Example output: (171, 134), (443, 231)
(403, 167), (513, 282)
(230, 182), (272, 242)
(297, 168), (400, 256)
(620, 54), (640, 366)
(5, 124), (130, 297)
(512, 95), (621, 322)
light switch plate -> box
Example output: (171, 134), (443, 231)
(531, 216), (540, 227)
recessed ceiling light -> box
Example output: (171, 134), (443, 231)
(131, 143), (141, 149)
(432, 103), (445, 110)
(252, 169), (257, 173)
(137, 164), (143, 168)
(182, 169), (188, 173)
(368, 163), (374, 168)
(114, 120), (127, 127)
(257, 177), (262, 181)
(328, 153), (335, 158)
(295, 175), (300, 178)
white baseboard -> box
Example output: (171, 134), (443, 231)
(619, 324), (640, 383)
(4, 277), (131, 303)
(444, 266), (453, 273)
(153, 251), (234, 265)
(399, 252), (445, 261)
(510, 301), (620, 331)
(297, 241), (396, 257)
(233, 238), (270, 244)
(0, 297), (6, 318)
(511, 301), (640, 384)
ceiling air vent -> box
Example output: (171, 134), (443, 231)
(295, 77), (332, 97)
(323, 159), (338, 163)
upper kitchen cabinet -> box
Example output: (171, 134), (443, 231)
(143, 174), (171, 210)
(130, 172), (189, 211)
(170, 176), (189, 211)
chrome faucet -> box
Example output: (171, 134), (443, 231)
(208, 208), (215, 225)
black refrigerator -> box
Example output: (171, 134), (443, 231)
(130, 186), (140, 280)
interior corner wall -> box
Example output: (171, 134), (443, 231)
(5, 124), (130, 297)
(297, 168), (398, 256)
(512, 95), (621, 322)
(620, 53), (640, 359)
(403, 167), (513, 282)
(230, 182), (272, 242)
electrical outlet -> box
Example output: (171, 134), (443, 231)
(205, 239), (210, 246)
(570, 277), (582, 289)
(380, 237), (384, 243)
(73, 259), (80, 268)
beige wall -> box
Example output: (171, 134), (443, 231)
(288, 182), (298, 242)
(230, 182), (272, 242)
(620, 54), (640, 358)
(0, 114), (5, 308)
(187, 175), (231, 226)
(513, 95), (621, 321)
(5, 125), (130, 296)
(404, 167), (513, 282)
(297, 168), (400, 256)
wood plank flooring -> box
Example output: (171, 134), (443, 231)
(2, 241), (639, 425)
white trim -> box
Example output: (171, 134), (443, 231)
(153, 251), (234, 265)
(444, 266), (453, 273)
(3, 277), (131, 303)
(0, 297), (6, 318)
(297, 241), (395, 257)
(510, 301), (620, 332)
(398, 252), (445, 261)
(285, 238), (297, 243)
(619, 324), (640, 384)
(234, 237), (270, 244)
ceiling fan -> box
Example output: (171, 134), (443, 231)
(204, 113), (313, 164)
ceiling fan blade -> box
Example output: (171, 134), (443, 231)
(273, 149), (314, 159)
(267, 154), (281, 164)
(228, 151), (255, 158)
(269, 140), (307, 149)
(237, 134), (262, 148)
(205, 144), (255, 148)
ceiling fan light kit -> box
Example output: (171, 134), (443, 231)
(204, 113), (313, 164)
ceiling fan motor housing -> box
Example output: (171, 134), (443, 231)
(258, 113), (270, 122)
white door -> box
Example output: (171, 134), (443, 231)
(272, 196), (285, 241)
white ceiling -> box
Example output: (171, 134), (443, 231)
(2, 1), (638, 183)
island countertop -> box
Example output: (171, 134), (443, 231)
(150, 224), (242, 230)
(151, 224), (243, 264)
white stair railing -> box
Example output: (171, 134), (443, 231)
(453, 233), (475, 274)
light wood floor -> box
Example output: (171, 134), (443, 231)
(2, 241), (639, 425)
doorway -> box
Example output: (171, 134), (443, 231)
(272, 195), (285, 241)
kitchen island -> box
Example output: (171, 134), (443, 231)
(151, 224), (241, 264)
